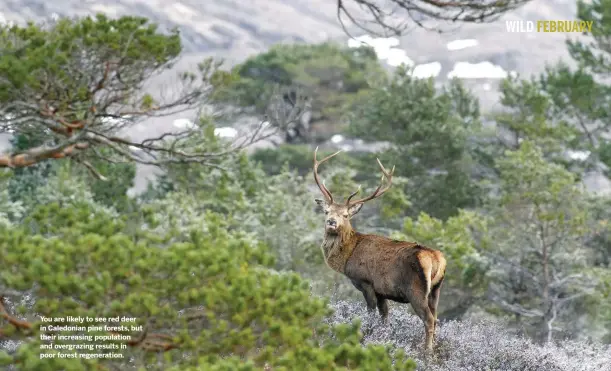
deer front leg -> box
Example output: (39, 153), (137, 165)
(351, 280), (377, 313)
(376, 294), (389, 324)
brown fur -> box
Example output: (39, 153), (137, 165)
(312, 149), (447, 354)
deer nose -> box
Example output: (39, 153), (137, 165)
(326, 218), (337, 226)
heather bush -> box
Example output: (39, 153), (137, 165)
(326, 300), (611, 371)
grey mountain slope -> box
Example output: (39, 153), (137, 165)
(0, 0), (585, 111)
(0, 1), (582, 74)
(0, 0), (600, 192)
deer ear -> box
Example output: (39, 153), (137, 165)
(314, 198), (328, 212)
(348, 203), (363, 217)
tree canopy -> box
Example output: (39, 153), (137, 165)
(213, 42), (385, 143)
(0, 15), (273, 174)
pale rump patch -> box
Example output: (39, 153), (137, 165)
(431, 251), (446, 287)
(416, 250), (447, 291)
(417, 253), (433, 297)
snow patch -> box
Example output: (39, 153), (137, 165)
(331, 134), (344, 144)
(566, 150), (591, 161)
(347, 35), (413, 67)
(448, 61), (511, 79)
(412, 62), (442, 79)
(173, 118), (195, 129)
(385, 49), (414, 67)
(214, 127), (238, 138)
(447, 39), (479, 51)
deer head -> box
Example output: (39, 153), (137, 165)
(313, 147), (395, 235)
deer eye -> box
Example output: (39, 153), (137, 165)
(324, 211), (329, 215)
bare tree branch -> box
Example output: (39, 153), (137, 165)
(492, 296), (544, 318)
(337, 0), (532, 36)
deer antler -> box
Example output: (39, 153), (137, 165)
(313, 146), (342, 203)
(346, 158), (394, 206)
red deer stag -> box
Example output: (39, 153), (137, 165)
(312, 147), (446, 353)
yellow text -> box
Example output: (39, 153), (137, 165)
(536, 20), (593, 33)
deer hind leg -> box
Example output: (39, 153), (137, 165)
(410, 297), (435, 354)
(376, 294), (389, 324)
(406, 281), (435, 354)
(428, 277), (444, 342)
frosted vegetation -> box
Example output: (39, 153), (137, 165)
(328, 301), (611, 371)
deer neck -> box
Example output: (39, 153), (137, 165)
(321, 226), (357, 273)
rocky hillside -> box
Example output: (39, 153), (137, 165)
(0, 0), (583, 84)
(0, 0), (599, 192)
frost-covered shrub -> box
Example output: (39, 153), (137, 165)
(326, 300), (611, 371)
(28, 170), (117, 216)
(0, 165), (117, 226)
(240, 169), (320, 269)
(0, 189), (25, 227)
(141, 160), (320, 271)
(6, 166), (117, 220)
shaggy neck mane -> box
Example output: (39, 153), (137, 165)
(321, 225), (356, 273)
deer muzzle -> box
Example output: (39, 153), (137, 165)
(326, 218), (338, 231)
